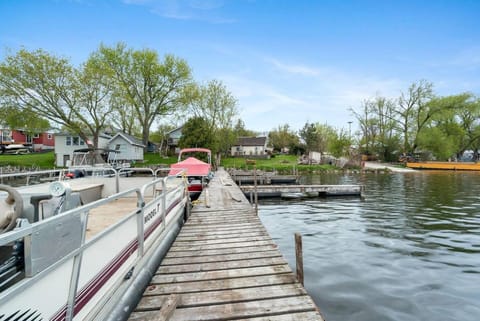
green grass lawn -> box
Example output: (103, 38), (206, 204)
(0, 151), (338, 173)
(141, 153), (178, 166)
(220, 154), (336, 173)
(0, 151), (56, 169)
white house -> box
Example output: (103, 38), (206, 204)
(167, 126), (183, 154)
(54, 133), (111, 167)
(108, 132), (145, 162)
(231, 136), (269, 157)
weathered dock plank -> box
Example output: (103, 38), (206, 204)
(136, 284), (307, 310)
(128, 168), (324, 321)
(161, 250), (282, 265)
(157, 256), (288, 274)
(162, 244), (279, 258)
(152, 265), (292, 283)
(130, 296), (319, 321)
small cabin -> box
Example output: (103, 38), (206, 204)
(108, 132), (145, 162)
(231, 136), (269, 157)
(54, 133), (111, 167)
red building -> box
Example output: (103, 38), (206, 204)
(0, 129), (54, 151)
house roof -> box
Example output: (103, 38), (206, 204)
(55, 132), (112, 139)
(167, 126), (183, 135)
(235, 136), (267, 146)
(109, 132), (145, 147)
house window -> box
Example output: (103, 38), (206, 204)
(0, 130), (13, 143)
(47, 134), (52, 140)
(66, 136), (85, 146)
(33, 134), (40, 138)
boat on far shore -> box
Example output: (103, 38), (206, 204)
(406, 161), (480, 171)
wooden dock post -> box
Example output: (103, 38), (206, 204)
(205, 187), (210, 208)
(295, 233), (304, 285)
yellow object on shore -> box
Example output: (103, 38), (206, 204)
(406, 162), (480, 171)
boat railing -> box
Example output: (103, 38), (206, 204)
(119, 167), (154, 177)
(0, 173), (187, 321)
(154, 167), (175, 178)
(0, 168), (64, 186)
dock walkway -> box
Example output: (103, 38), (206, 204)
(128, 168), (324, 321)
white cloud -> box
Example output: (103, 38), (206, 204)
(265, 57), (321, 77)
(214, 56), (408, 132)
(123, 0), (236, 23)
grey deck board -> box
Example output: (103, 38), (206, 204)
(128, 168), (324, 321)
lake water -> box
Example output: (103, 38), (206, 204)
(258, 171), (480, 321)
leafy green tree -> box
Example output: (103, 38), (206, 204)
(328, 128), (351, 158)
(299, 122), (317, 153)
(0, 48), (115, 148)
(76, 52), (117, 146)
(97, 43), (193, 150)
(268, 124), (299, 153)
(351, 100), (379, 156)
(185, 79), (238, 164)
(421, 93), (480, 160)
(1, 104), (50, 135)
(417, 126), (459, 160)
(315, 123), (337, 155)
(394, 80), (434, 153)
(233, 119), (257, 137)
(150, 123), (176, 155)
(178, 117), (215, 150)
(356, 95), (401, 161)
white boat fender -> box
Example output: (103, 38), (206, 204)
(0, 184), (24, 233)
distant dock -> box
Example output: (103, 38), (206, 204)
(240, 184), (364, 198)
(128, 168), (324, 321)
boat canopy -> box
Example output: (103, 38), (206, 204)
(177, 148), (212, 163)
(169, 157), (211, 176)
(70, 148), (120, 167)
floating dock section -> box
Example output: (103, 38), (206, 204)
(128, 169), (324, 321)
(241, 184), (364, 198)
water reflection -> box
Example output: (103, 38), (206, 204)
(259, 171), (480, 321)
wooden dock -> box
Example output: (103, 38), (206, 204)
(240, 184), (364, 198)
(128, 169), (324, 321)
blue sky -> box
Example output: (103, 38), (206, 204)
(1, 0), (479, 133)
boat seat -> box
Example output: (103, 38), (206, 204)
(39, 193), (81, 220)
(30, 194), (52, 222)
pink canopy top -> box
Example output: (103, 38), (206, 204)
(169, 157), (212, 176)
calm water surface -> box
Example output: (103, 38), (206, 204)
(258, 171), (480, 321)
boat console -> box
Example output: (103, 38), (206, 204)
(0, 182), (84, 291)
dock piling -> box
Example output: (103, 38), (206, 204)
(295, 233), (304, 286)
